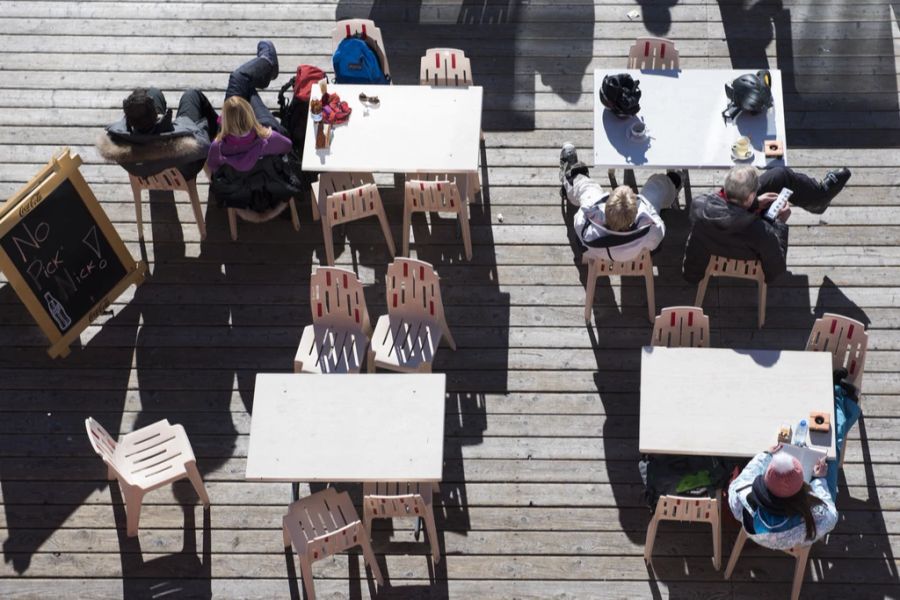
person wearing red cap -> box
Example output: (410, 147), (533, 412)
(728, 446), (837, 551)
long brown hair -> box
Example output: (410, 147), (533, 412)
(216, 96), (270, 141)
(781, 483), (825, 540)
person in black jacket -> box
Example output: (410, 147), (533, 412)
(97, 87), (218, 181)
(683, 165), (850, 284)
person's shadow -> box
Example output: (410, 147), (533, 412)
(717, 0), (900, 148)
(335, 0), (595, 131)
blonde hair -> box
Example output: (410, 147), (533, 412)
(605, 186), (639, 231)
(216, 96), (270, 141)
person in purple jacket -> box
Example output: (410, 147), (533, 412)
(208, 40), (292, 174)
(207, 96), (292, 174)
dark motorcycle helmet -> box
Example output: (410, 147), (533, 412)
(599, 73), (641, 118)
(722, 70), (773, 121)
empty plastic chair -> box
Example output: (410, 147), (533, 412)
(283, 487), (384, 600)
(645, 495), (722, 570)
(627, 37), (680, 70)
(368, 258), (456, 372)
(129, 167), (207, 240)
(85, 417), (210, 537)
(651, 306), (710, 348)
(363, 481), (441, 563)
(725, 527), (812, 600)
(311, 172), (395, 266)
(295, 267), (372, 374)
(583, 248), (656, 323)
(695, 255), (767, 329)
(403, 177), (472, 260)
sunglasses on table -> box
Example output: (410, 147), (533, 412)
(358, 93), (380, 106)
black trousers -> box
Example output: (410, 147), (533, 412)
(224, 56), (284, 133)
(758, 167), (827, 211)
(176, 89), (218, 139)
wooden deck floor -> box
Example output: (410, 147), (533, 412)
(1, 1), (899, 598)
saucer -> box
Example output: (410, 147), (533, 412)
(731, 149), (754, 161)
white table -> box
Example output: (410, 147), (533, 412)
(301, 84), (482, 178)
(593, 69), (787, 170)
(246, 373), (446, 482)
(640, 347), (835, 458)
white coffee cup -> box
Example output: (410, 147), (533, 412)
(629, 121), (648, 139)
(732, 136), (751, 157)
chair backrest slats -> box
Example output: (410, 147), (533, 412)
(652, 306), (710, 348)
(627, 37), (680, 70)
(85, 417), (118, 465)
(385, 258), (446, 323)
(405, 179), (462, 214)
(806, 312), (868, 389)
(420, 48), (473, 87)
(310, 267), (371, 332)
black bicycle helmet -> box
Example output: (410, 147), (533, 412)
(722, 70), (773, 121)
(599, 73), (642, 118)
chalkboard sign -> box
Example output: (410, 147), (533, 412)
(0, 148), (146, 358)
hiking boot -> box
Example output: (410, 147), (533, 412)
(257, 40), (279, 82)
(559, 142), (578, 183)
(808, 167), (851, 214)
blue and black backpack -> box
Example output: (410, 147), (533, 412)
(333, 35), (390, 85)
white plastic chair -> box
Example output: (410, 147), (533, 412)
(310, 172), (395, 266)
(725, 527), (812, 600)
(583, 248), (655, 323)
(403, 178), (472, 260)
(420, 48), (473, 87)
(627, 37), (680, 70)
(807, 313), (868, 391)
(295, 267), (372, 374)
(332, 19), (391, 78)
(85, 417), (210, 537)
(695, 255), (767, 329)
(363, 481), (441, 563)
(129, 167), (206, 240)
(368, 258), (456, 372)
(645, 495), (721, 570)
(227, 199), (300, 241)
(651, 306), (710, 348)
(283, 487), (384, 600)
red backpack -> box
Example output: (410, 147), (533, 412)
(277, 65), (327, 150)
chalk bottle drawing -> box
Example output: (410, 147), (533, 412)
(44, 291), (72, 331)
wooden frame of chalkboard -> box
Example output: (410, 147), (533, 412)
(0, 148), (146, 358)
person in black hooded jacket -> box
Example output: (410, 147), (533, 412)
(683, 165), (850, 284)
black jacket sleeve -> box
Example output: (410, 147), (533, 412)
(752, 218), (789, 283)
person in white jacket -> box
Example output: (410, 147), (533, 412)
(560, 143), (675, 262)
(728, 447), (837, 551)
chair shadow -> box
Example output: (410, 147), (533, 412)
(335, 0), (595, 131)
(111, 482), (212, 599)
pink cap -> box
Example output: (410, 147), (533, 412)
(764, 452), (804, 498)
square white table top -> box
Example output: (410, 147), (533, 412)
(301, 83), (483, 173)
(640, 346), (835, 458)
(593, 69), (787, 170)
(246, 373), (446, 482)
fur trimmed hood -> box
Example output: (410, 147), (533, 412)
(96, 132), (205, 165)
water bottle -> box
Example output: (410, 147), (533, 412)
(792, 419), (809, 447)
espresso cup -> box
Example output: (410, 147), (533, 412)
(629, 121), (647, 139)
(732, 136), (751, 157)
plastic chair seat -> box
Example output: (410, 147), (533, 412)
(129, 167), (207, 240)
(226, 199), (300, 241)
(295, 323), (369, 374)
(724, 527), (812, 600)
(369, 315), (444, 373)
(364, 481), (441, 563)
(403, 178), (472, 260)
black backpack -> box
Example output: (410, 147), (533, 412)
(638, 454), (735, 510)
(210, 154), (301, 212)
